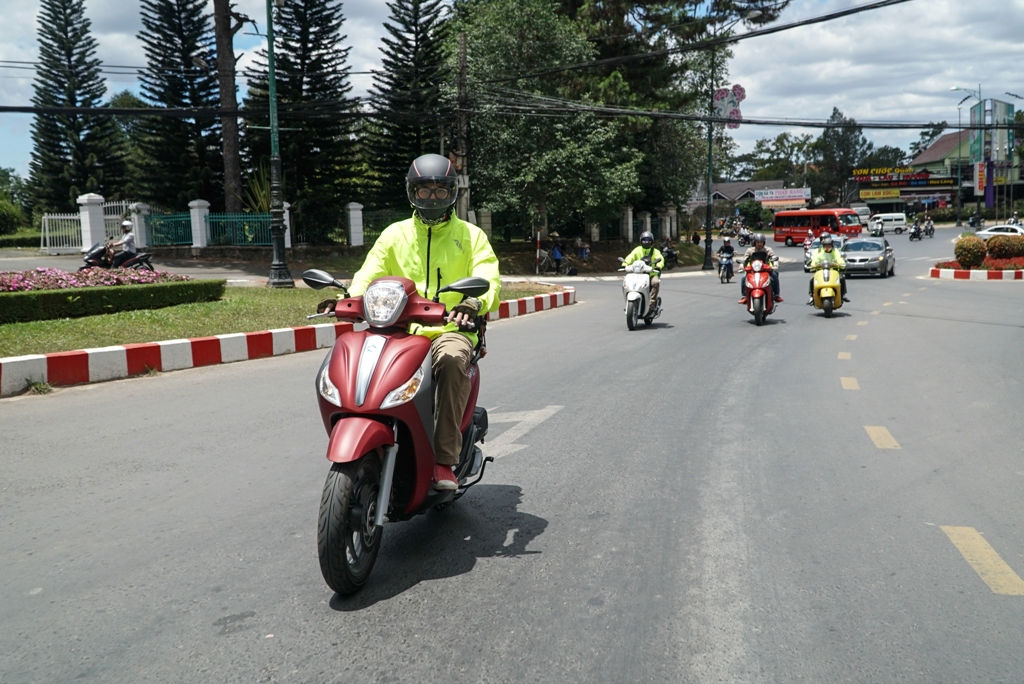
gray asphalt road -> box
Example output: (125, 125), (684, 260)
(3, 234), (1024, 682)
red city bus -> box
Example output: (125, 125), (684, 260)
(773, 208), (864, 246)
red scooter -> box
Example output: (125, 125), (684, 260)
(741, 259), (776, 326)
(302, 269), (493, 595)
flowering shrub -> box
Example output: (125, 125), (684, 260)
(0, 267), (190, 293)
(985, 235), (1024, 259)
(933, 256), (1024, 270)
(953, 235), (987, 269)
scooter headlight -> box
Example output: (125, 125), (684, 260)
(362, 280), (407, 327)
(381, 366), (424, 409)
(318, 364), (342, 407)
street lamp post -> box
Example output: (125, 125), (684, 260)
(265, 0), (293, 288)
(951, 84), (984, 224)
(702, 9), (759, 270)
(954, 94), (971, 226)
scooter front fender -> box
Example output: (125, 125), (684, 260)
(820, 287), (835, 298)
(326, 416), (394, 463)
(625, 291), (643, 303)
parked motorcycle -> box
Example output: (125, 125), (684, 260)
(741, 259), (776, 326)
(79, 241), (155, 271)
(908, 223), (923, 241)
(618, 258), (661, 330)
(810, 262), (844, 318)
(302, 269), (493, 595)
(717, 251), (734, 284)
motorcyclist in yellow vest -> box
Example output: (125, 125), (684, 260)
(318, 153), (501, 491)
(621, 231), (664, 311)
(807, 233), (849, 305)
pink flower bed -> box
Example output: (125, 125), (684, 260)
(0, 267), (191, 293)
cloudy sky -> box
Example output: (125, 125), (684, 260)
(0, 0), (1021, 181)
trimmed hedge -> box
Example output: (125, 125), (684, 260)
(986, 235), (1024, 259)
(953, 235), (987, 269)
(0, 234), (41, 248)
(0, 279), (226, 324)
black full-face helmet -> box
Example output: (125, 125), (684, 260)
(406, 153), (458, 224)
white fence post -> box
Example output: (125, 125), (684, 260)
(283, 201), (292, 248)
(189, 199), (210, 248)
(132, 203), (150, 248)
(77, 193), (106, 251)
(347, 202), (364, 247)
(476, 209), (492, 239)
(621, 205), (634, 241)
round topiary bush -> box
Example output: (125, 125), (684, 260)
(954, 235), (987, 268)
(986, 235), (1024, 259)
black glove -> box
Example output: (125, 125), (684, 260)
(316, 298), (337, 314)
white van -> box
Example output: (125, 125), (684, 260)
(851, 205), (872, 227)
(870, 212), (907, 235)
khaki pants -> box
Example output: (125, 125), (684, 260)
(649, 275), (660, 308)
(430, 332), (474, 466)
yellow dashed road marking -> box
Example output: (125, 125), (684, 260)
(941, 526), (1024, 595)
(857, 320), (868, 326)
(864, 425), (900, 449)
(845, 334), (857, 341)
(840, 377), (860, 390)
(837, 352), (851, 360)
(871, 310), (880, 315)
(883, 302), (894, 307)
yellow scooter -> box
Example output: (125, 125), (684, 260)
(811, 262), (844, 318)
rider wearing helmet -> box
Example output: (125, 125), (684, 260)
(317, 153), (501, 491)
(739, 233), (782, 303)
(716, 236), (735, 278)
(807, 233), (849, 304)
(621, 231), (665, 311)
(110, 219), (137, 267)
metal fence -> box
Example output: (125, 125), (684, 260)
(40, 213), (82, 254)
(359, 208), (408, 245)
(146, 213), (192, 246)
(208, 213), (272, 246)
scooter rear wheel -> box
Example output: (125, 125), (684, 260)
(318, 458), (382, 595)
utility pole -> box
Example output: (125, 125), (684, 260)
(454, 32), (470, 221)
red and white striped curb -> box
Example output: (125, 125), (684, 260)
(929, 268), (1024, 281)
(0, 287), (575, 397)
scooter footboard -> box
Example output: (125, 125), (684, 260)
(326, 417), (394, 463)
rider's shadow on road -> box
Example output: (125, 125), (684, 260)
(329, 484), (547, 610)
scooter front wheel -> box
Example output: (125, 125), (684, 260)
(318, 458), (382, 595)
(626, 299), (639, 330)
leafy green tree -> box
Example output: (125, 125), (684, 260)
(136, 0), (223, 211)
(733, 132), (814, 186)
(556, 1), (789, 209)
(107, 90), (149, 201)
(859, 145), (907, 170)
(0, 168), (30, 216)
(243, 0), (356, 243)
(363, 0), (451, 209)
(908, 122), (946, 159)
(28, 0), (127, 213)
(451, 0), (642, 235)
(811, 107), (873, 204)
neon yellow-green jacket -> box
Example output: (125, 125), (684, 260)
(348, 213), (501, 342)
(622, 245), (664, 274)
(809, 246), (846, 270)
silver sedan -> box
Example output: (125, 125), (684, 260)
(841, 237), (895, 277)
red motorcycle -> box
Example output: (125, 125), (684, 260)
(302, 269), (493, 595)
(741, 259), (776, 326)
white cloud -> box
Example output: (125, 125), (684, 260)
(725, 0), (1024, 155)
(2, 0), (1021, 182)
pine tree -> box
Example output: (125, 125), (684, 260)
(28, 0), (127, 213)
(136, 0), (223, 211)
(243, 0), (355, 243)
(364, 0), (452, 208)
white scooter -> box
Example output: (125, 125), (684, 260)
(617, 258), (661, 330)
